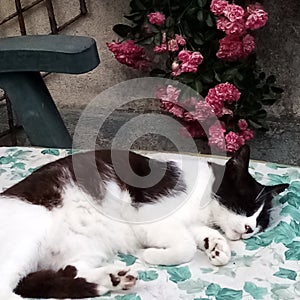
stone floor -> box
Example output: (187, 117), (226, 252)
(0, 107), (299, 166)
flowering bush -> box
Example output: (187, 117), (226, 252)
(107, 0), (283, 152)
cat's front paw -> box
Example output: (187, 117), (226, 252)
(109, 269), (138, 291)
(203, 236), (231, 266)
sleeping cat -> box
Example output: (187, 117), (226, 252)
(0, 145), (288, 299)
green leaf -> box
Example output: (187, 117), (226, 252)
(178, 278), (209, 293)
(266, 75), (276, 85)
(130, 0), (146, 11)
(113, 24), (133, 38)
(279, 192), (300, 208)
(165, 16), (174, 28)
(206, 283), (221, 296)
(117, 253), (136, 266)
(0, 155), (16, 164)
(280, 205), (300, 221)
(197, 10), (204, 22)
(138, 270), (158, 281)
(194, 80), (203, 94)
(115, 294), (141, 300)
(166, 266), (191, 283)
(216, 288), (243, 300)
(200, 268), (214, 273)
(259, 72), (266, 80)
(261, 98), (277, 106)
(124, 12), (144, 22)
(41, 149), (60, 156)
(271, 86), (284, 94)
(285, 241), (300, 260)
(273, 221), (296, 245)
(197, 0), (207, 8)
(139, 36), (154, 45)
(244, 282), (268, 300)
(11, 162), (26, 170)
(205, 13), (214, 27)
(288, 181), (300, 194)
(289, 220), (300, 236)
(273, 268), (297, 281)
(267, 173), (290, 184)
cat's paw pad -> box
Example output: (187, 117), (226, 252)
(109, 269), (138, 291)
(204, 237), (231, 266)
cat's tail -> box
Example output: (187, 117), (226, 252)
(14, 265), (98, 299)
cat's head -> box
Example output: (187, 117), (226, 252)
(210, 145), (289, 240)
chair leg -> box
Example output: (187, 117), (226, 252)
(0, 72), (72, 148)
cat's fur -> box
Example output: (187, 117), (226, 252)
(0, 145), (288, 299)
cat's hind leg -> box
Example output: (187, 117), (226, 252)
(0, 197), (51, 299)
(73, 262), (138, 296)
(191, 225), (231, 266)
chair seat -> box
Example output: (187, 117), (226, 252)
(0, 35), (100, 74)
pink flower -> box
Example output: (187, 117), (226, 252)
(205, 83), (240, 117)
(217, 35), (244, 61)
(238, 119), (248, 131)
(223, 4), (245, 22)
(195, 101), (215, 120)
(210, 0), (228, 16)
(107, 40), (149, 70)
(181, 62), (198, 73)
(168, 39), (179, 52)
(148, 12), (166, 26)
(217, 17), (246, 35)
(242, 34), (255, 55)
(173, 50), (204, 76)
(241, 128), (254, 141)
(225, 131), (245, 152)
(190, 52), (204, 65)
(208, 123), (226, 150)
(168, 104), (185, 118)
(154, 43), (167, 53)
(175, 34), (186, 46)
(178, 50), (191, 62)
(245, 4), (268, 30)
(155, 85), (180, 103)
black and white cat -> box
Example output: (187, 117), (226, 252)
(0, 145), (288, 299)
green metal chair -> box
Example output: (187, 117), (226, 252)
(0, 35), (100, 148)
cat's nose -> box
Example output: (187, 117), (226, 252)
(245, 225), (253, 234)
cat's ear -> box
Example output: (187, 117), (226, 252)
(265, 183), (289, 196)
(228, 144), (250, 170)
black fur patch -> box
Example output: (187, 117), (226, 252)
(210, 145), (289, 231)
(1, 150), (186, 209)
(14, 266), (98, 299)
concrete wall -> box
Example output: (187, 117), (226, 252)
(0, 0), (299, 117)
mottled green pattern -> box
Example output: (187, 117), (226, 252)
(1, 147), (300, 300)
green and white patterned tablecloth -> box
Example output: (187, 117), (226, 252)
(0, 147), (300, 300)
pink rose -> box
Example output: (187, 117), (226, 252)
(168, 39), (179, 52)
(223, 4), (245, 22)
(225, 131), (245, 152)
(217, 35), (244, 61)
(154, 43), (167, 53)
(241, 128), (254, 141)
(245, 6), (268, 30)
(178, 50), (191, 62)
(217, 17), (246, 35)
(107, 40), (149, 70)
(210, 0), (229, 16)
(208, 122), (226, 150)
(175, 34), (186, 46)
(238, 119), (248, 131)
(148, 12), (166, 26)
(242, 34), (255, 55)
